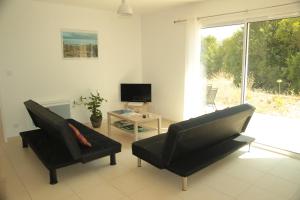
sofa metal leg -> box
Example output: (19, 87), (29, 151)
(110, 154), (116, 165)
(49, 169), (58, 185)
(22, 138), (28, 148)
(182, 177), (188, 191)
(248, 143), (251, 152)
(137, 158), (141, 167)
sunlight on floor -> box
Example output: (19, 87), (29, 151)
(246, 113), (300, 153)
(238, 146), (286, 159)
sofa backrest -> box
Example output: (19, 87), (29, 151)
(162, 104), (255, 166)
(24, 100), (81, 160)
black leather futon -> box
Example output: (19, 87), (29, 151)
(132, 104), (255, 190)
(20, 100), (121, 184)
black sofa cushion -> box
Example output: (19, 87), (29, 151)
(20, 129), (78, 169)
(132, 133), (167, 169)
(167, 136), (248, 177)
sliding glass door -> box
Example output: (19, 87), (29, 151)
(201, 16), (300, 153)
(201, 24), (244, 112)
(245, 17), (300, 153)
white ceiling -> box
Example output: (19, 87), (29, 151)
(35, 0), (204, 14)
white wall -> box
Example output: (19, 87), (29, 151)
(141, 0), (299, 121)
(142, 12), (186, 121)
(0, 0), (142, 138)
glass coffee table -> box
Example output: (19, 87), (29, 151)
(107, 109), (161, 141)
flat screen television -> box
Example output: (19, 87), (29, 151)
(121, 84), (151, 102)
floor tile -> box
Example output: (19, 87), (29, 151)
(203, 171), (252, 197)
(27, 184), (74, 200)
(117, 197), (132, 200)
(255, 174), (298, 199)
(289, 188), (300, 200)
(236, 185), (284, 200)
(56, 194), (81, 200)
(269, 161), (300, 184)
(180, 184), (235, 200)
(129, 183), (183, 200)
(0, 175), (31, 200)
(74, 180), (125, 200)
(110, 167), (160, 196)
(219, 158), (265, 184)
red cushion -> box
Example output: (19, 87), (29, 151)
(68, 123), (92, 147)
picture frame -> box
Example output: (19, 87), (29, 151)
(61, 30), (98, 58)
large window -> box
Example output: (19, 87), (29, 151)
(201, 24), (244, 111)
(201, 16), (300, 153)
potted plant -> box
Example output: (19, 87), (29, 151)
(74, 91), (107, 128)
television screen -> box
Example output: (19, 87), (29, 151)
(121, 84), (151, 102)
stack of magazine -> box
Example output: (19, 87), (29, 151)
(112, 109), (133, 115)
(113, 120), (146, 133)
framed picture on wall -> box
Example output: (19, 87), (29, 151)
(61, 31), (98, 58)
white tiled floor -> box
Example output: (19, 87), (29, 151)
(1, 120), (300, 200)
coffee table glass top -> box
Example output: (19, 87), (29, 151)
(109, 109), (159, 122)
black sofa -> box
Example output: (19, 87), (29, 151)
(132, 104), (255, 190)
(20, 100), (121, 184)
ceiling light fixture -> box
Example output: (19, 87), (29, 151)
(117, 0), (133, 16)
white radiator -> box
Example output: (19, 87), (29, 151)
(41, 100), (71, 119)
